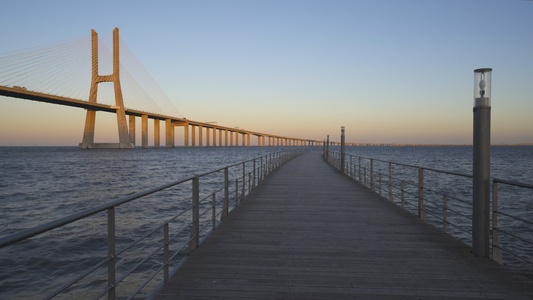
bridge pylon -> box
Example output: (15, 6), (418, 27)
(79, 28), (134, 149)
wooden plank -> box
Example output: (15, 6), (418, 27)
(156, 152), (533, 299)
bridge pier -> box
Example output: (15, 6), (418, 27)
(129, 115), (136, 146)
(79, 28), (134, 149)
(141, 115), (148, 148)
(199, 125), (203, 147)
(165, 119), (173, 148)
(191, 126), (196, 147)
(154, 119), (160, 148)
(183, 122), (189, 147)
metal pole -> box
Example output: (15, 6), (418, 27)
(190, 175), (200, 251)
(340, 127), (345, 174)
(223, 167), (229, 219)
(326, 135), (329, 161)
(107, 208), (115, 300)
(472, 68), (492, 257)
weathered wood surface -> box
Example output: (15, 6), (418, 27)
(156, 151), (533, 299)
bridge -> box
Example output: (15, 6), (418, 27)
(0, 28), (331, 149)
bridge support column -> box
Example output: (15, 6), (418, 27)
(80, 110), (96, 148)
(225, 130), (228, 146)
(129, 115), (136, 146)
(142, 115), (148, 148)
(165, 119), (172, 148)
(154, 119), (160, 148)
(192, 126), (196, 147)
(79, 28), (133, 149)
(199, 125), (203, 147)
(184, 122), (189, 147)
(247, 134), (250, 147)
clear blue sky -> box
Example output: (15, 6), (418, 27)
(1, 0), (532, 145)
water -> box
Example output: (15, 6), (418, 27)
(1, 146), (532, 299)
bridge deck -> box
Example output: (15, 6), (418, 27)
(155, 151), (533, 299)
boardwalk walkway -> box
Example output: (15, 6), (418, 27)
(155, 151), (533, 299)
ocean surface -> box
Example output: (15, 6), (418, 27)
(1, 145), (532, 299)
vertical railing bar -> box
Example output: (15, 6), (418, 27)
(235, 180), (239, 206)
(242, 162), (246, 200)
(418, 167), (427, 221)
(189, 175), (200, 251)
(163, 223), (169, 282)
(443, 195), (448, 233)
(388, 162), (393, 201)
(212, 193), (216, 231)
(401, 180), (405, 209)
(223, 167), (229, 219)
(260, 156), (263, 184)
(492, 181), (503, 264)
(379, 172), (381, 196)
(350, 155), (353, 178)
(107, 207), (116, 300)
(370, 159), (375, 191)
(358, 157), (362, 184)
(253, 158), (256, 189)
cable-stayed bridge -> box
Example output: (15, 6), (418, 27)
(0, 28), (326, 148)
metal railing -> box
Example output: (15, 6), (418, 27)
(326, 150), (533, 276)
(492, 179), (533, 274)
(0, 149), (304, 300)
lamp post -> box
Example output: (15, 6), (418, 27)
(472, 68), (492, 257)
(340, 127), (346, 174)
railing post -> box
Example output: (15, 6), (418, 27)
(212, 193), (216, 231)
(235, 180), (239, 206)
(163, 223), (169, 281)
(418, 167), (427, 221)
(443, 195), (448, 233)
(370, 159), (375, 191)
(242, 162), (246, 199)
(189, 175), (200, 251)
(107, 207), (116, 300)
(492, 181), (503, 263)
(253, 159), (256, 189)
(388, 162), (393, 201)
(223, 168), (229, 219)
(401, 180), (405, 209)
(358, 157), (362, 184)
(260, 156), (263, 183)
(379, 173), (382, 195)
(350, 155), (353, 178)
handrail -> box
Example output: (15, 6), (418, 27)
(326, 149), (533, 276)
(0, 148), (305, 299)
(0, 175), (194, 248)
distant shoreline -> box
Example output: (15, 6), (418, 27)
(341, 143), (533, 147)
(0, 143), (532, 147)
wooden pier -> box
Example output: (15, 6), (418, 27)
(155, 151), (533, 299)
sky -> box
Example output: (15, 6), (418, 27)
(0, 0), (532, 146)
